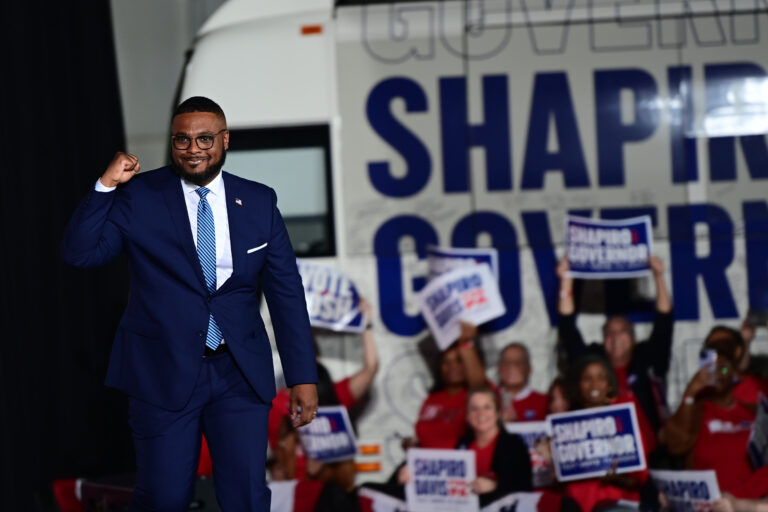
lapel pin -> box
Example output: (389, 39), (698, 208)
(235, 198), (243, 206)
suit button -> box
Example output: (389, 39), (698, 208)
(198, 331), (204, 337)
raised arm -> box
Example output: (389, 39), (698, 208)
(61, 152), (137, 268)
(649, 255), (672, 314)
(557, 256), (575, 316)
(646, 255), (675, 376)
(739, 313), (757, 372)
(556, 257), (588, 359)
(347, 298), (379, 401)
(457, 322), (487, 389)
(660, 368), (708, 455)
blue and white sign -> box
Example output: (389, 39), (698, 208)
(548, 403), (646, 482)
(427, 246), (500, 281)
(565, 215), (653, 279)
(297, 260), (366, 333)
(651, 470), (721, 511)
(358, 487), (408, 512)
(481, 492), (542, 512)
(505, 421), (554, 488)
(298, 406), (358, 463)
(406, 448), (478, 512)
(418, 264), (506, 350)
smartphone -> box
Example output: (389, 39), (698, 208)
(699, 348), (717, 369)
(699, 348), (717, 386)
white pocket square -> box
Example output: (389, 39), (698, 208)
(247, 243), (268, 254)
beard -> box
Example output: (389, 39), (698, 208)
(171, 150), (227, 186)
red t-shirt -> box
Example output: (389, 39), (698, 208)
(469, 433), (499, 479)
(512, 390), (549, 422)
(733, 374), (768, 404)
(615, 390), (657, 456)
(564, 476), (642, 512)
(614, 365), (630, 394)
(692, 401), (755, 495)
(492, 383), (549, 422)
(415, 389), (468, 449)
(264, 377), (358, 480)
(267, 377), (356, 451)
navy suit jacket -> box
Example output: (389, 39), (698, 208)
(62, 166), (318, 410)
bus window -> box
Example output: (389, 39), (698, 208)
(225, 125), (335, 257)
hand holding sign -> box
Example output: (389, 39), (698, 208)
(297, 260), (366, 333)
(405, 448), (479, 512)
(548, 403), (646, 482)
(565, 215), (653, 279)
(419, 264), (506, 350)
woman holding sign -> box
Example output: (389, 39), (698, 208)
(456, 386), (533, 505)
(562, 355), (655, 512)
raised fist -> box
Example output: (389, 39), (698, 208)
(100, 151), (140, 187)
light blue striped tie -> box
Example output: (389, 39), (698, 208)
(196, 187), (222, 351)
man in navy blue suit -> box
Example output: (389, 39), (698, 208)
(62, 96), (319, 511)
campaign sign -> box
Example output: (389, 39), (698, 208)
(505, 422), (555, 488)
(427, 246), (500, 281)
(358, 487), (408, 512)
(548, 403), (646, 482)
(406, 448), (479, 512)
(748, 393), (768, 468)
(297, 259), (365, 333)
(268, 481), (297, 512)
(418, 264), (506, 350)
(481, 492), (542, 512)
(565, 215), (653, 279)
(297, 406), (357, 463)
(651, 470), (721, 512)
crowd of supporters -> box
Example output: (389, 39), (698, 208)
(264, 256), (768, 511)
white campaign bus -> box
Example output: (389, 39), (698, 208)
(179, 0), (768, 481)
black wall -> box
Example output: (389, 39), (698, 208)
(1, 2), (134, 510)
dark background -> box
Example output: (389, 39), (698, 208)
(2, 2), (135, 510)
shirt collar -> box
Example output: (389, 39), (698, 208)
(502, 384), (532, 402)
(180, 170), (225, 198)
(514, 385), (532, 401)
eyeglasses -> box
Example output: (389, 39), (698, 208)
(171, 129), (227, 150)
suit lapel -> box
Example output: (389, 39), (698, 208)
(220, 172), (244, 293)
(160, 168), (208, 291)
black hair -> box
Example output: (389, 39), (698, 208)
(568, 354), (619, 409)
(173, 96), (226, 123)
(704, 325), (744, 365)
(316, 362), (340, 406)
(427, 339), (488, 393)
(547, 375), (569, 408)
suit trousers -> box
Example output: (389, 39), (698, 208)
(127, 351), (271, 512)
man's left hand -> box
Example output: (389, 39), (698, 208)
(290, 383), (319, 427)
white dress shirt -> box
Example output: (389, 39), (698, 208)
(95, 172), (234, 288)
